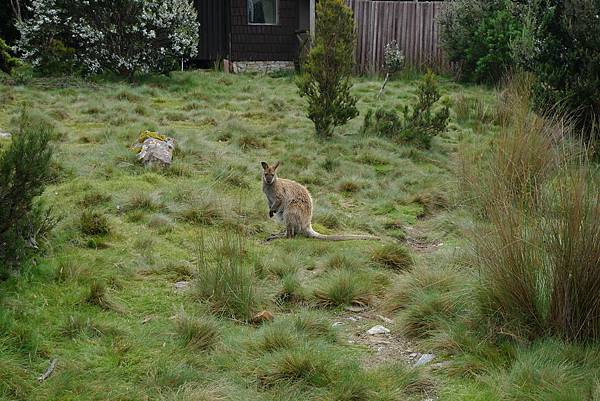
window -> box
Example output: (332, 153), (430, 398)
(248, 0), (278, 24)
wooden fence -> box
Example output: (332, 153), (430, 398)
(347, 0), (448, 74)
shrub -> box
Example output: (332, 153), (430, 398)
(378, 40), (405, 98)
(0, 111), (54, 275)
(439, 0), (521, 83)
(297, 0), (358, 138)
(194, 232), (260, 321)
(362, 71), (449, 149)
(17, 0), (199, 76)
(521, 0), (600, 139)
(0, 37), (20, 74)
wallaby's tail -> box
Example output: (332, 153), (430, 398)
(306, 226), (380, 241)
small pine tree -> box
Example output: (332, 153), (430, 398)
(0, 111), (54, 275)
(0, 37), (19, 74)
(297, 0), (358, 138)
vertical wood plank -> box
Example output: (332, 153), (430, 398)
(346, 1), (448, 74)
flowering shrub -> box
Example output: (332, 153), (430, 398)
(17, 0), (199, 76)
(383, 40), (404, 75)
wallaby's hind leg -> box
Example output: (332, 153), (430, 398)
(286, 226), (295, 239)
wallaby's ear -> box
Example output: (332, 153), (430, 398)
(273, 161), (280, 171)
(261, 161), (269, 170)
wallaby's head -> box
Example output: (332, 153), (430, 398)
(261, 161), (280, 185)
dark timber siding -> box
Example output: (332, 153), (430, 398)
(230, 0), (299, 61)
(195, 0), (230, 61)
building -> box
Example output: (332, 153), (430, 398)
(194, 0), (315, 73)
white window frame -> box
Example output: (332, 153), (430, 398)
(247, 0), (280, 26)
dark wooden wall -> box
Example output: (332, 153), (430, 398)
(195, 0), (230, 61)
(229, 0), (299, 61)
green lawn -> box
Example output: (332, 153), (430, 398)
(2, 71), (595, 401)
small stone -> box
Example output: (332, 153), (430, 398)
(344, 305), (366, 313)
(174, 281), (189, 291)
(251, 310), (274, 324)
(332, 321), (344, 327)
(367, 325), (390, 335)
(0, 131), (11, 139)
(409, 352), (419, 358)
(142, 316), (152, 324)
(414, 353), (435, 367)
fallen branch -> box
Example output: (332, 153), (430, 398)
(37, 358), (57, 382)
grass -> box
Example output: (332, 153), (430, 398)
(1, 69), (593, 400)
(175, 311), (221, 351)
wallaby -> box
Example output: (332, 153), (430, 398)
(261, 161), (379, 241)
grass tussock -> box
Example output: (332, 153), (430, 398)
(175, 312), (221, 351)
(85, 280), (124, 313)
(257, 345), (333, 388)
(179, 194), (225, 226)
(79, 210), (111, 235)
(193, 232), (261, 321)
(462, 73), (600, 341)
(251, 321), (300, 353)
(313, 270), (374, 307)
(293, 311), (338, 343)
(79, 191), (112, 207)
(371, 244), (413, 271)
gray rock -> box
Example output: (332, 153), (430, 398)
(367, 325), (390, 335)
(414, 353), (435, 367)
(0, 131), (11, 139)
(134, 136), (175, 167)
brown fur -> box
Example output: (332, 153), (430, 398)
(261, 161), (379, 241)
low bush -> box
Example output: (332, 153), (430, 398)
(439, 0), (522, 83)
(362, 71), (449, 149)
(0, 111), (54, 275)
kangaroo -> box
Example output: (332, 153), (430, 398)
(261, 161), (379, 241)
